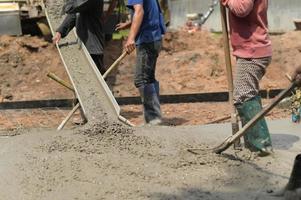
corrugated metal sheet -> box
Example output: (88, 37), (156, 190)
(0, 3), (21, 35)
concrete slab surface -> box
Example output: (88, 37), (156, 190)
(0, 119), (299, 200)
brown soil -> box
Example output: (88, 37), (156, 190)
(111, 30), (301, 96)
(0, 35), (74, 101)
(1, 30), (300, 127)
(121, 100), (291, 126)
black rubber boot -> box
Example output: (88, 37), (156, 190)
(139, 83), (162, 125)
(272, 154), (301, 199)
(286, 154), (301, 191)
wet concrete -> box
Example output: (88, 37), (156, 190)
(46, 0), (120, 122)
(0, 119), (299, 200)
(12, 2), (299, 199)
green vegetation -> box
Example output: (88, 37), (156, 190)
(112, 29), (129, 40)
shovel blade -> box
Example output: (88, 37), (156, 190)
(212, 135), (233, 154)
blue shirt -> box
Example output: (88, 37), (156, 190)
(127, 0), (166, 45)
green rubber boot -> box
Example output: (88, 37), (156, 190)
(236, 96), (273, 156)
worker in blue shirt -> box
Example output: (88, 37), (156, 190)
(116, 0), (166, 125)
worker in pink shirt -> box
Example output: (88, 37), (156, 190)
(221, 0), (273, 156)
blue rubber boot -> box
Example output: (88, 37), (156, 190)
(292, 108), (301, 123)
(139, 83), (162, 125)
(236, 96), (273, 156)
(154, 80), (160, 99)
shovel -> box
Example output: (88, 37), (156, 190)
(103, 51), (128, 79)
(212, 82), (296, 154)
(220, 3), (241, 149)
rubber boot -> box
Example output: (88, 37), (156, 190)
(272, 154), (301, 199)
(292, 108), (301, 123)
(154, 80), (160, 98)
(236, 96), (273, 156)
(286, 154), (301, 191)
(139, 83), (162, 125)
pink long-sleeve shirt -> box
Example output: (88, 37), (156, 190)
(222, 0), (272, 58)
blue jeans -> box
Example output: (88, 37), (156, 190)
(134, 40), (162, 88)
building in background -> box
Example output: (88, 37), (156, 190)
(168, 0), (301, 32)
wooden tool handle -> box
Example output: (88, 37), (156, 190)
(47, 72), (75, 92)
(103, 51), (128, 79)
(229, 82), (296, 144)
(214, 82), (296, 154)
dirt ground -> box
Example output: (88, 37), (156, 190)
(1, 30), (301, 101)
(1, 30), (300, 128)
(1, 12), (301, 200)
(111, 30), (301, 96)
(0, 35), (74, 101)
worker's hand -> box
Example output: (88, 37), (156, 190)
(52, 32), (62, 44)
(292, 65), (301, 86)
(124, 38), (136, 54)
(220, 0), (228, 6)
(115, 22), (131, 31)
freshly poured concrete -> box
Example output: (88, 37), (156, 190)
(6, 1), (298, 199)
(46, 0), (120, 121)
(0, 119), (299, 200)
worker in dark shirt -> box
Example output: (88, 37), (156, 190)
(53, 0), (116, 75)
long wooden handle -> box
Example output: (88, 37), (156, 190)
(47, 72), (75, 92)
(229, 82), (296, 144)
(103, 51), (128, 79)
(220, 4), (234, 92)
(220, 4), (240, 139)
(57, 103), (80, 131)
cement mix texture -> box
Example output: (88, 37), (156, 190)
(0, 119), (300, 200)
(6, 1), (298, 199)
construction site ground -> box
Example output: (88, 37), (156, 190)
(1, 28), (301, 199)
(0, 119), (299, 199)
(1, 30), (301, 128)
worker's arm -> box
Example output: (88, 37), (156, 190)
(64, 0), (94, 14)
(115, 21), (132, 31)
(124, 3), (144, 53)
(221, 0), (255, 18)
(53, 14), (76, 44)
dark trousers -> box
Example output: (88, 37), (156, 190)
(134, 40), (162, 88)
(91, 54), (105, 75)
